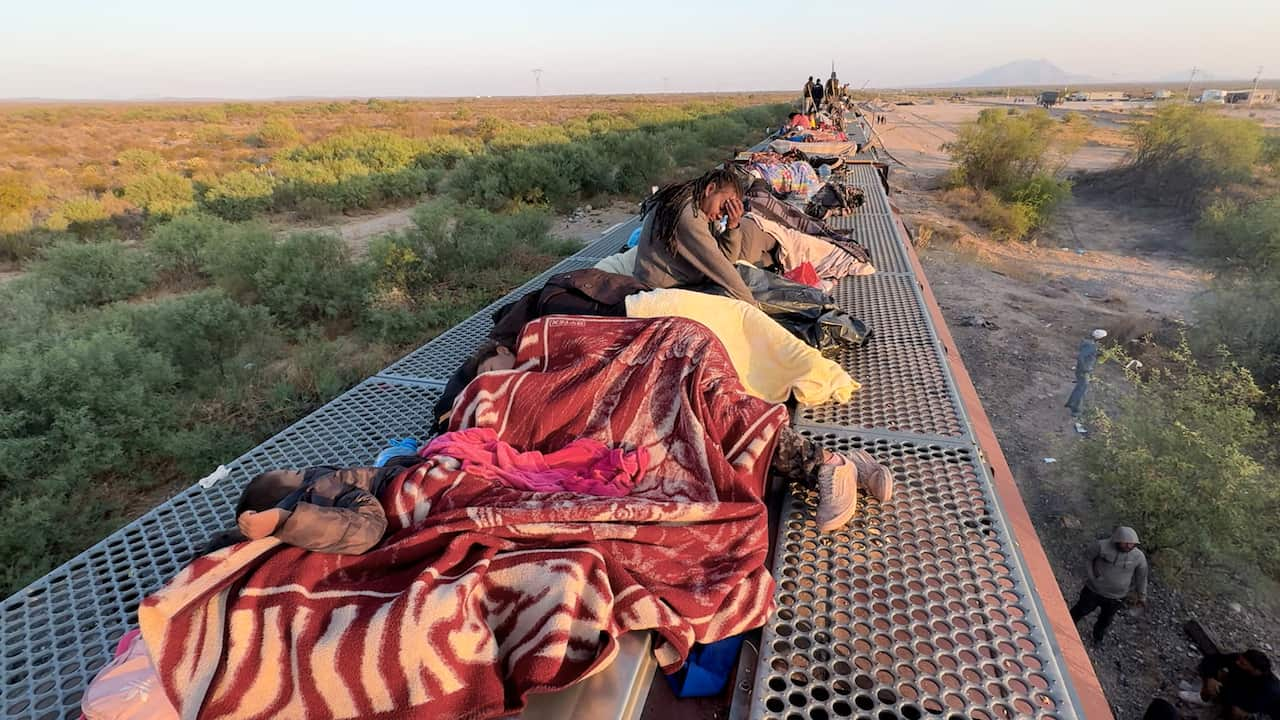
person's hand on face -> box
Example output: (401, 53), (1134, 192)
(722, 196), (744, 230)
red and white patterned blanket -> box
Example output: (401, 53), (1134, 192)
(139, 316), (786, 720)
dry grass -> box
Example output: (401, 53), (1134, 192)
(0, 93), (792, 227)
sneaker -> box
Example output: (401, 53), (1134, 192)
(816, 452), (859, 532)
(1074, 422), (1087, 435)
(847, 449), (893, 503)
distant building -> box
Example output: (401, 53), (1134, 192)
(1199, 89), (1226, 104)
(1224, 89), (1277, 105)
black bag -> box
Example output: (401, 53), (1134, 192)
(702, 265), (872, 356)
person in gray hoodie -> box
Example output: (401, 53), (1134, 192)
(1070, 526), (1148, 643)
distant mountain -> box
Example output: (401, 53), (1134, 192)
(937, 59), (1095, 88)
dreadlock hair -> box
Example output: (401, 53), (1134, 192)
(644, 167), (745, 255)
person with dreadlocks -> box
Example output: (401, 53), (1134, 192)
(634, 167), (773, 304)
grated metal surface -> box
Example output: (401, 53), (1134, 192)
(0, 379), (442, 720)
(378, 256), (601, 383)
(749, 428), (1076, 720)
(827, 212), (910, 274)
(578, 216), (642, 260)
(839, 164), (892, 216)
(800, 338), (966, 439)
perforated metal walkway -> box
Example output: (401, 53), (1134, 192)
(0, 149), (1104, 720)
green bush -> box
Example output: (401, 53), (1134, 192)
(256, 116), (302, 147)
(115, 149), (167, 175)
(1072, 341), (1276, 574)
(255, 232), (368, 326)
(1123, 105), (1263, 207)
(201, 224), (278, 299)
(123, 171), (196, 217)
(146, 212), (236, 279)
(1194, 196), (1280, 276)
(0, 327), (179, 589)
(973, 191), (1036, 242)
(1194, 278), (1280, 392)
(202, 170), (276, 220)
(945, 110), (1081, 240)
(108, 288), (271, 382)
(946, 109), (1064, 191)
(204, 229), (367, 326)
(0, 227), (73, 264)
(30, 241), (154, 308)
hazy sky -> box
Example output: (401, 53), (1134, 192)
(3, 0), (1277, 99)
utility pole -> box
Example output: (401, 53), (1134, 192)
(1184, 66), (1198, 101)
(1252, 66), (1264, 94)
(532, 68), (543, 99)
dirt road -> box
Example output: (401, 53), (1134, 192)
(879, 103), (1279, 718)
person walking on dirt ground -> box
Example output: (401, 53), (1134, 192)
(1070, 526), (1147, 644)
(1065, 328), (1106, 430)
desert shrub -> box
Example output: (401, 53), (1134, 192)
(146, 212), (236, 279)
(0, 174), (39, 217)
(123, 171), (195, 217)
(0, 327), (179, 589)
(202, 170), (276, 220)
(206, 230), (367, 326)
(29, 241), (154, 308)
(1122, 105), (1263, 207)
(973, 190), (1036, 242)
(945, 110), (1081, 241)
(108, 288), (270, 381)
(0, 228), (73, 264)
(611, 132), (676, 194)
(1006, 173), (1072, 219)
(1194, 196), (1280, 276)
(417, 135), (479, 167)
(1072, 341), (1277, 574)
(1194, 278), (1280, 392)
(283, 130), (419, 174)
(201, 224), (278, 299)
(0, 327), (177, 486)
(947, 106), (1085, 190)
(256, 116), (302, 147)
(115, 149), (167, 175)
(45, 195), (112, 234)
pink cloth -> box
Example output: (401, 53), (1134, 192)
(81, 629), (178, 720)
(420, 427), (648, 497)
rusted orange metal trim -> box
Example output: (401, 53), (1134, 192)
(893, 213), (1114, 720)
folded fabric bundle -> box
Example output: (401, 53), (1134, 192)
(745, 160), (822, 199)
(139, 316), (784, 720)
(769, 139), (859, 159)
(420, 427), (646, 497)
(743, 213), (875, 286)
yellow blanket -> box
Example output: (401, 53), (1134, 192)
(625, 288), (859, 405)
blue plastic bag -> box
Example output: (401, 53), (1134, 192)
(626, 227), (642, 248)
(664, 635), (744, 698)
(374, 438), (420, 467)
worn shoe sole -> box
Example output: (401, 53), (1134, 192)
(818, 460), (859, 533)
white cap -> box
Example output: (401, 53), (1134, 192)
(1092, 329), (1108, 340)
